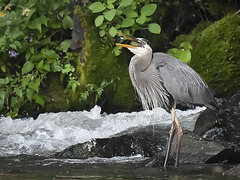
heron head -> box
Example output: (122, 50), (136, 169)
(116, 33), (152, 56)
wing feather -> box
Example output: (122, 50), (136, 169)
(153, 53), (214, 106)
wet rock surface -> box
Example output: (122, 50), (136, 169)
(171, 131), (225, 164)
(55, 128), (231, 166)
(194, 90), (240, 153)
(56, 90), (240, 167)
(225, 165), (240, 178)
(55, 125), (169, 159)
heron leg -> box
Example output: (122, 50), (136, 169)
(174, 114), (183, 167)
(163, 108), (176, 167)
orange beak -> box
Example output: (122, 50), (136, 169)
(115, 43), (137, 49)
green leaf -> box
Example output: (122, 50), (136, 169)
(167, 48), (191, 64)
(122, 7), (138, 18)
(62, 15), (73, 29)
(123, 29), (130, 35)
(1, 65), (6, 73)
(106, 3), (114, 9)
(25, 51), (31, 60)
(80, 91), (89, 102)
(4, 77), (10, 84)
(21, 75), (31, 88)
(127, 11), (138, 18)
(180, 41), (192, 50)
(0, 89), (6, 101)
(50, 61), (62, 72)
(28, 78), (40, 92)
(28, 17), (42, 33)
(10, 96), (20, 109)
(0, 78), (5, 85)
(136, 15), (146, 24)
(0, 36), (7, 47)
(141, 4), (157, 16)
(109, 27), (117, 37)
(30, 54), (43, 63)
(100, 80), (107, 87)
(22, 61), (34, 74)
(11, 31), (24, 39)
(53, 2), (59, 10)
(99, 30), (105, 37)
(116, 10), (122, 15)
(30, 47), (34, 54)
(60, 40), (71, 52)
(119, 0), (133, 7)
(14, 41), (21, 48)
(33, 94), (45, 107)
(0, 98), (4, 109)
(166, 48), (178, 57)
(179, 50), (191, 64)
(107, 0), (116, 4)
(41, 49), (59, 59)
(95, 15), (104, 27)
(104, 9), (116, 21)
(43, 63), (50, 71)
(148, 23), (161, 34)
(39, 15), (48, 26)
(37, 60), (44, 69)
(48, 18), (61, 29)
(121, 18), (135, 28)
(26, 88), (34, 102)
(89, 2), (106, 13)
(14, 87), (23, 98)
(9, 43), (17, 50)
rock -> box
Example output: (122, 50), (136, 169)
(207, 148), (240, 164)
(55, 124), (229, 166)
(194, 90), (240, 146)
(225, 90), (240, 115)
(170, 131), (225, 164)
(193, 109), (218, 136)
(69, 1), (84, 51)
(225, 165), (240, 178)
(55, 125), (169, 159)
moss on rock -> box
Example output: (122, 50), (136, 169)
(190, 15), (240, 97)
(74, 6), (137, 112)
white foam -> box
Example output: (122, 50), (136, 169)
(0, 106), (205, 157)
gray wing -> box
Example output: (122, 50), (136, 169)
(152, 53), (217, 109)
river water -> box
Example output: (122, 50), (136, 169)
(0, 106), (238, 179)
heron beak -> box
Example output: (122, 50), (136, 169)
(115, 43), (137, 49)
(115, 32), (140, 49)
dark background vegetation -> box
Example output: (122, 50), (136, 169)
(0, 0), (240, 118)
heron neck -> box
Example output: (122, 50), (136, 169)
(134, 51), (152, 72)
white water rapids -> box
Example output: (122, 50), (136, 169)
(0, 106), (205, 157)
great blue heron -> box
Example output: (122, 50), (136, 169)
(116, 33), (218, 167)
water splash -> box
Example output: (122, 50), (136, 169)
(0, 106), (205, 157)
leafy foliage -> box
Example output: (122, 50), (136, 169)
(0, 0), (77, 117)
(80, 79), (115, 104)
(88, 0), (161, 56)
(167, 41), (192, 64)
